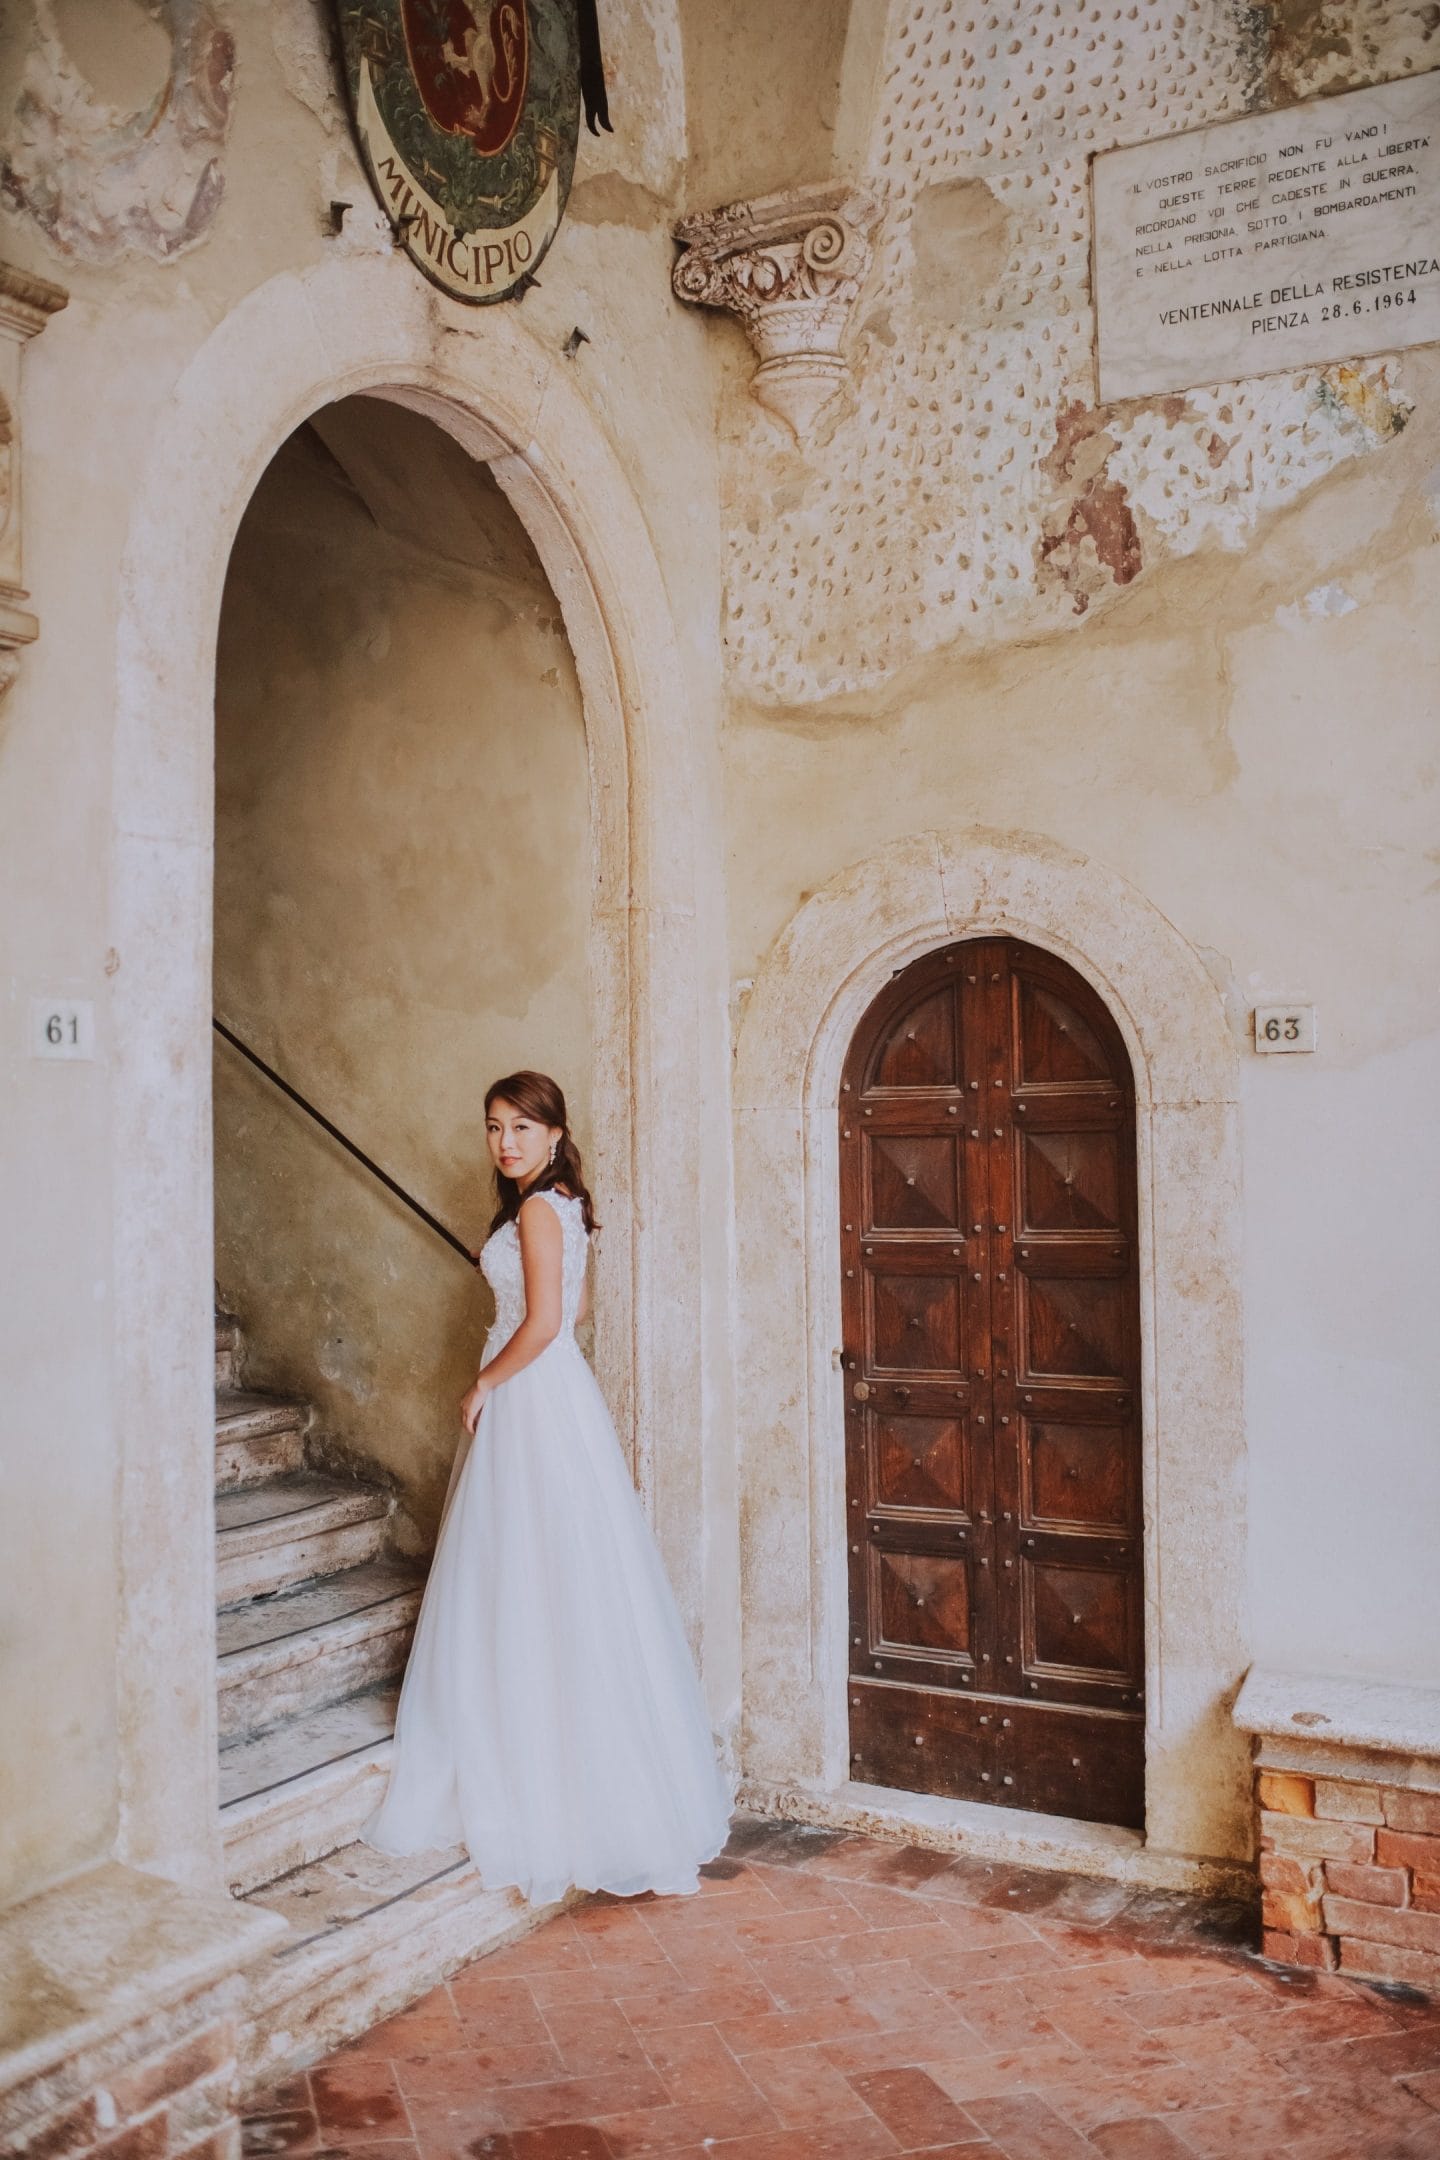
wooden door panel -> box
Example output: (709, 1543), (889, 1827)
(1021, 1418), (1132, 1534)
(992, 1701), (1145, 1829)
(849, 1679), (992, 1797)
(1015, 978), (1118, 1085)
(868, 985), (959, 1089)
(867, 1133), (964, 1231)
(867, 1407), (972, 1520)
(873, 1548), (974, 1660)
(843, 938), (1143, 1829)
(1019, 1129), (1122, 1232)
(1024, 1558), (1139, 1683)
(1019, 1274), (1128, 1382)
(868, 1268), (966, 1373)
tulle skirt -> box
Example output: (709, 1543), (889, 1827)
(363, 1337), (731, 1905)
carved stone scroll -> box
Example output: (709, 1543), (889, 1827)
(0, 261), (68, 698)
(672, 182), (880, 442)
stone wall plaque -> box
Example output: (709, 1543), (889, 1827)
(1092, 71), (1440, 401)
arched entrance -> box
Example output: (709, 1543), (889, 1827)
(731, 828), (1250, 1880)
(107, 253), (732, 1890)
(841, 937), (1143, 1829)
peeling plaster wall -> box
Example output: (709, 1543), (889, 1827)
(213, 398), (591, 1544)
(720, 2), (1440, 1699)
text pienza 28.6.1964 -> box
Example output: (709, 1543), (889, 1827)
(1092, 69), (1440, 399)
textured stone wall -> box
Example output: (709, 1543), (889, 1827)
(714, 0), (1436, 705)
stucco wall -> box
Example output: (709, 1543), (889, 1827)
(1, 0), (1436, 1917)
(213, 396), (592, 1542)
(0, 0), (731, 1904)
(717, 3), (1440, 1705)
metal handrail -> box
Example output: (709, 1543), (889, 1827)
(213, 1016), (474, 1263)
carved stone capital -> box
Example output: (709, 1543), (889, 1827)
(0, 260), (68, 700)
(672, 182), (880, 442)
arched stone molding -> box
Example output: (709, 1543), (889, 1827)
(733, 828), (1251, 1873)
(110, 253), (723, 1886)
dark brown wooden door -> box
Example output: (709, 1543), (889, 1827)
(841, 937), (1144, 1828)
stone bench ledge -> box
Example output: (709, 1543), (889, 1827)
(1235, 1666), (1440, 1765)
(0, 1861), (285, 2120)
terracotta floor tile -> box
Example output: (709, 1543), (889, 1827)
(467, 2131), (612, 2159)
(451, 1978), (554, 2051)
(732, 1908), (865, 1952)
(393, 2045), (568, 2098)
(252, 1816), (1440, 2160)
(718, 2000), (882, 2055)
(299, 2143), (416, 2160)
(824, 1923), (961, 1966)
(847, 2065), (985, 2150)
(1163, 2090), (1353, 2157)
(638, 2024), (761, 2108)
(703, 2121), (901, 2159)
(621, 1985), (777, 2033)
(311, 2063), (412, 2143)
(740, 2043), (877, 2129)
(660, 1936), (767, 1992)
(404, 2091), (510, 2160)
(915, 1936), (1063, 1987)
(540, 2001), (650, 2079)
(925, 2043), (1087, 2105)
(1086, 2119), (1196, 2158)
(591, 2094), (778, 2155)
(743, 1946), (862, 2011)
(343, 1994), (465, 2062)
(816, 2017), (991, 2076)
(498, 2068), (669, 2132)
(964, 2092), (1098, 2158)
(525, 1960), (677, 2009)
(946, 1983), (1066, 2054)
(1401, 2066), (1440, 2111)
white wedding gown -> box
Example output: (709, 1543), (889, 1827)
(364, 1189), (731, 1903)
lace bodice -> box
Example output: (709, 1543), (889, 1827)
(479, 1189), (589, 1361)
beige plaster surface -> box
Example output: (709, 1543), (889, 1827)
(213, 397), (592, 1541)
(732, 830), (1252, 1866)
(0, 0), (733, 1909)
(0, 0), (1436, 2018)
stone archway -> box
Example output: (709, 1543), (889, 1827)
(733, 828), (1251, 1880)
(109, 253), (728, 1889)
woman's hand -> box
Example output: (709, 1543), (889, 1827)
(460, 1377), (490, 1436)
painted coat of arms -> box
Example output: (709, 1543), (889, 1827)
(335, 1), (608, 303)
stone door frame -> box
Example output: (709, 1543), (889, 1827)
(733, 830), (1251, 1873)
(109, 254), (725, 1888)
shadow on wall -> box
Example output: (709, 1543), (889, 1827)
(213, 395), (593, 1550)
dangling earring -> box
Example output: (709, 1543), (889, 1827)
(548, 1138), (558, 1167)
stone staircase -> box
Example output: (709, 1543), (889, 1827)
(214, 1309), (545, 2090)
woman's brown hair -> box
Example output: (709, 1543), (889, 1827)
(484, 1071), (598, 1235)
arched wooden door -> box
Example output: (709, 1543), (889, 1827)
(840, 938), (1144, 1828)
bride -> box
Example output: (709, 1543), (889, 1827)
(365, 1070), (730, 1903)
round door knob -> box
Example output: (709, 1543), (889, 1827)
(852, 1380), (872, 1402)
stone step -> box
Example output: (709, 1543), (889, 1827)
(217, 1560), (422, 1743)
(240, 1842), (551, 2094)
(215, 1308), (244, 1390)
(216, 1474), (390, 1603)
(220, 1687), (399, 1895)
(216, 1389), (308, 1487)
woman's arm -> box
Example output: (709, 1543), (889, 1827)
(459, 1197), (564, 1434)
